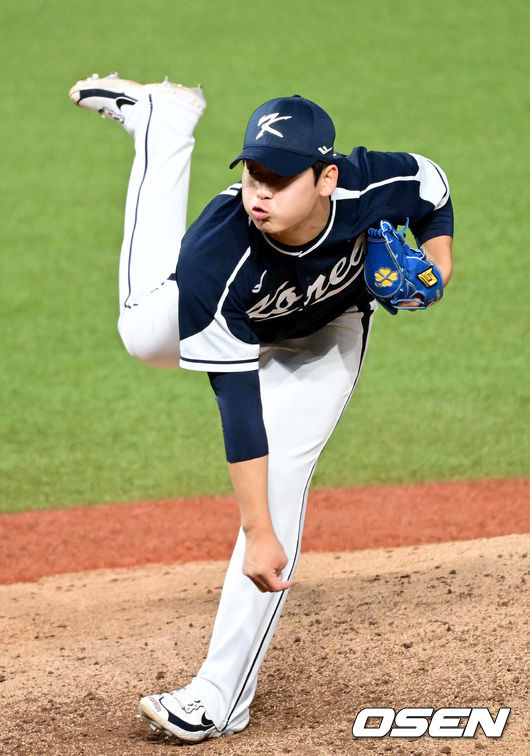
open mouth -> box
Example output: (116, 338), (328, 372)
(252, 206), (269, 221)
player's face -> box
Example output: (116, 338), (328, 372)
(241, 161), (336, 246)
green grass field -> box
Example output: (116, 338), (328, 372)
(1, 0), (528, 512)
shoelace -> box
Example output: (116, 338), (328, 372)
(171, 689), (204, 714)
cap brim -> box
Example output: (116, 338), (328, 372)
(229, 147), (317, 177)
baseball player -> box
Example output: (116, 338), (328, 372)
(68, 72), (453, 743)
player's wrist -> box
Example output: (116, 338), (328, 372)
(422, 235), (453, 286)
(242, 520), (276, 538)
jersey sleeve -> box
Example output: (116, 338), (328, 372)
(407, 153), (453, 245)
(179, 303), (260, 372)
(410, 196), (454, 246)
(177, 248), (261, 373)
(408, 153), (450, 212)
(208, 371), (268, 462)
(348, 148), (453, 245)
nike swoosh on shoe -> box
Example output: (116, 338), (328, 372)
(159, 698), (215, 733)
(77, 88), (138, 109)
(116, 95), (138, 109)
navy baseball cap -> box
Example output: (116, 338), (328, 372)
(230, 95), (337, 177)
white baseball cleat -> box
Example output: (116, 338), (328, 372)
(68, 72), (206, 123)
(137, 685), (249, 743)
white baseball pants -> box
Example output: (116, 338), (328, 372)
(118, 92), (374, 731)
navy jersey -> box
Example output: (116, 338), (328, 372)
(177, 149), (452, 372)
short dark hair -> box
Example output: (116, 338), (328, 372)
(311, 160), (331, 184)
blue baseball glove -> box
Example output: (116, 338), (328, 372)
(364, 220), (443, 315)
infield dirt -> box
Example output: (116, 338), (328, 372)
(1, 539), (529, 754)
(1, 481), (529, 755)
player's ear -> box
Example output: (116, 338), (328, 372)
(318, 164), (338, 197)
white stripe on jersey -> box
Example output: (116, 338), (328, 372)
(220, 182), (243, 196)
(215, 246), (252, 316)
(179, 247), (260, 372)
(409, 154), (450, 210)
(180, 355), (259, 371)
(332, 154), (450, 211)
(332, 175), (418, 201)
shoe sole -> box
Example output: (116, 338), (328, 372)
(137, 699), (249, 743)
(68, 74), (144, 105)
(137, 712), (248, 741)
(69, 74), (206, 116)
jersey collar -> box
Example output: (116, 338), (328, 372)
(259, 198), (336, 257)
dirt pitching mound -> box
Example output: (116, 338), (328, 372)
(1, 535), (528, 755)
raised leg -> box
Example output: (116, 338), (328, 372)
(69, 73), (206, 368)
(117, 87), (205, 367)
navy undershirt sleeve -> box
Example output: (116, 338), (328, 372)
(208, 371), (269, 463)
(411, 197), (454, 246)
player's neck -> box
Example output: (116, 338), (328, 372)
(268, 196), (331, 247)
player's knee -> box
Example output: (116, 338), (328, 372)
(117, 312), (179, 369)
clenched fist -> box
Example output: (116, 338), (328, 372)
(243, 529), (293, 593)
